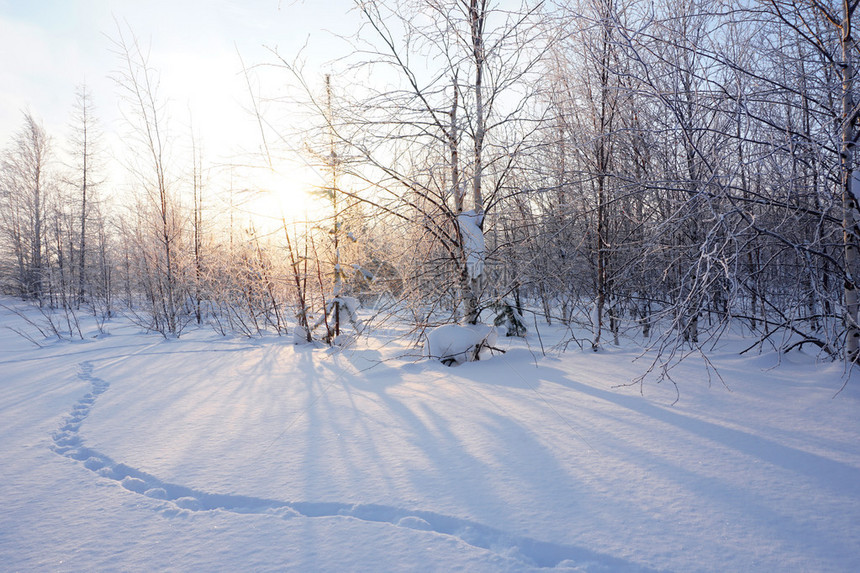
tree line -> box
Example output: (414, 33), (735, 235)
(1, 0), (858, 370)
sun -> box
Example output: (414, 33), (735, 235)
(243, 164), (326, 230)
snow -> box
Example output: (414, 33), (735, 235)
(426, 323), (498, 365)
(292, 324), (310, 344)
(2, 299), (860, 571)
(852, 170), (860, 208)
(457, 210), (485, 280)
(331, 295), (361, 325)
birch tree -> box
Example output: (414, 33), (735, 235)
(309, 0), (547, 326)
(750, 0), (860, 360)
(112, 26), (187, 335)
(0, 112), (52, 301)
(66, 84), (104, 306)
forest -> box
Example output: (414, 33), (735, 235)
(4, 4), (860, 569)
(2, 0), (858, 372)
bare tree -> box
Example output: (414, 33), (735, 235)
(111, 25), (187, 335)
(66, 84), (105, 306)
(0, 112), (52, 302)
(280, 0), (548, 330)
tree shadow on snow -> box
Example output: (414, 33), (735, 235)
(50, 359), (666, 572)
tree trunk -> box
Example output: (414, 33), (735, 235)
(842, 0), (860, 362)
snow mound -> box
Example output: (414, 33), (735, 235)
(426, 323), (498, 366)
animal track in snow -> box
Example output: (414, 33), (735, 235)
(50, 361), (651, 571)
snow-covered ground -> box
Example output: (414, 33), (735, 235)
(2, 300), (859, 572)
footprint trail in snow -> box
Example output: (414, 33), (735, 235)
(50, 361), (650, 571)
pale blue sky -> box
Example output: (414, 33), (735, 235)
(0, 0), (356, 169)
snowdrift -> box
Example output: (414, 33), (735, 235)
(2, 301), (859, 572)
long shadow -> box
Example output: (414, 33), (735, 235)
(521, 362), (860, 494)
(49, 360), (663, 572)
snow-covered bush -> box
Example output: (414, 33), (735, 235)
(292, 324), (311, 345)
(426, 323), (498, 366)
(328, 295), (361, 327)
(493, 302), (527, 337)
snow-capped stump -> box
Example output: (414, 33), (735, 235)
(426, 323), (501, 366)
(457, 210), (485, 281)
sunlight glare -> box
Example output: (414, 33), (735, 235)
(246, 165), (322, 229)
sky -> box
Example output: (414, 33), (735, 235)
(0, 0), (358, 218)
